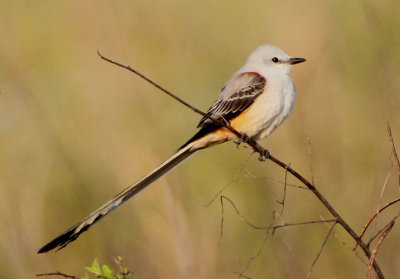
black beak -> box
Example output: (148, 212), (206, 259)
(288, 57), (306, 65)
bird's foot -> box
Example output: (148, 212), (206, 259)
(258, 149), (270, 161)
(234, 133), (249, 148)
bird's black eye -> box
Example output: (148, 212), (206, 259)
(272, 57), (279, 63)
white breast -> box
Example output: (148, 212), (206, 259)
(249, 73), (295, 141)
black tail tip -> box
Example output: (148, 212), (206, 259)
(38, 228), (81, 254)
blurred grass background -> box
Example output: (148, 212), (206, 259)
(1, 0), (399, 278)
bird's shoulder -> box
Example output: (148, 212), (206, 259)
(219, 72), (266, 99)
(196, 72), (266, 128)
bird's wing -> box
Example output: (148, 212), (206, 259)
(181, 72), (266, 148)
(198, 72), (266, 127)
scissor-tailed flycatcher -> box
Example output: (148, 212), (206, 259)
(38, 44), (305, 253)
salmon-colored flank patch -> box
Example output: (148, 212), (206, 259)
(230, 107), (255, 130)
(239, 71), (262, 77)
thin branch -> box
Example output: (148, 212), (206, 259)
(220, 195), (336, 231)
(331, 227), (369, 266)
(373, 157), (393, 235)
(360, 198), (400, 241)
(355, 124), (400, 250)
(277, 163), (290, 216)
(236, 228), (271, 279)
(367, 215), (399, 248)
(267, 148), (385, 279)
(97, 52), (386, 279)
(36, 272), (77, 279)
(219, 195), (266, 230)
(307, 221), (337, 279)
(245, 169), (307, 190)
(219, 195), (226, 246)
(204, 152), (254, 207)
(319, 215), (368, 265)
(306, 135), (315, 185)
(97, 50), (243, 139)
(114, 256), (133, 278)
(219, 193), (337, 274)
(387, 123), (400, 195)
(366, 220), (395, 279)
(271, 209), (286, 229)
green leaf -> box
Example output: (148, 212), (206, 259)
(84, 258), (101, 276)
(84, 266), (98, 275)
(101, 264), (113, 279)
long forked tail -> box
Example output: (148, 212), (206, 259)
(38, 144), (195, 253)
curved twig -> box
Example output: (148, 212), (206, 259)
(359, 198), (400, 241)
(387, 123), (400, 194)
(307, 221), (337, 279)
(366, 220), (395, 279)
(36, 271), (77, 279)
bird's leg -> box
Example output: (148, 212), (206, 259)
(234, 133), (249, 148)
(258, 148), (270, 161)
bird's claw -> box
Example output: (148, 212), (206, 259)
(258, 149), (270, 161)
(234, 133), (249, 148)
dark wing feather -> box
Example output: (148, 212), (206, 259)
(180, 72), (266, 148)
(198, 73), (266, 126)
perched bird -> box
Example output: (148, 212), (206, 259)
(38, 44), (305, 253)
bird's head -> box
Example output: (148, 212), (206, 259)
(246, 44), (306, 75)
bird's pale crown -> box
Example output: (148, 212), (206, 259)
(245, 44), (305, 75)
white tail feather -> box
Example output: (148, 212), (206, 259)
(38, 144), (195, 253)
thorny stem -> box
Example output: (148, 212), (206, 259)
(98, 52), (386, 279)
